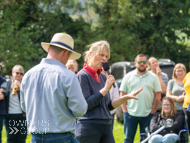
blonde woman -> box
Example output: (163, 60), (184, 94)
(166, 63), (186, 113)
(75, 40), (142, 143)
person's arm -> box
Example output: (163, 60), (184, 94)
(158, 76), (167, 94)
(78, 72), (102, 111)
(176, 92), (185, 102)
(119, 91), (128, 113)
(166, 90), (178, 101)
(66, 74), (88, 117)
(156, 68), (167, 94)
(112, 87), (143, 109)
(0, 88), (4, 100)
(160, 73), (169, 95)
(167, 113), (184, 133)
(99, 75), (115, 96)
(166, 90), (185, 102)
(149, 113), (161, 132)
(0, 81), (7, 99)
(78, 72), (114, 111)
(151, 92), (161, 114)
(166, 80), (182, 102)
(20, 78), (26, 112)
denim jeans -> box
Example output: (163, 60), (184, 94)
(123, 112), (153, 143)
(148, 133), (179, 143)
(4, 114), (27, 143)
(31, 132), (79, 143)
(0, 116), (4, 143)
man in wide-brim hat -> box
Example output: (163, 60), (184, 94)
(41, 33), (81, 60)
(20, 33), (88, 143)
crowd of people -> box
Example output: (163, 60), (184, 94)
(0, 32), (189, 143)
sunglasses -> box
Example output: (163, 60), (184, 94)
(137, 61), (147, 64)
(16, 72), (24, 76)
(175, 70), (184, 73)
(162, 104), (171, 107)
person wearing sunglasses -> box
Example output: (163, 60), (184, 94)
(4, 65), (27, 143)
(148, 97), (184, 143)
(120, 54), (162, 143)
(148, 57), (169, 112)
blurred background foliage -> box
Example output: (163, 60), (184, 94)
(0, 0), (190, 76)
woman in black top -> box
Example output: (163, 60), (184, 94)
(76, 40), (143, 143)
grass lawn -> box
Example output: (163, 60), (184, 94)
(113, 121), (140, 143)
(1, 121), (140, 143)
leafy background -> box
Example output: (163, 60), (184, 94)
(0, 0), (190, 76)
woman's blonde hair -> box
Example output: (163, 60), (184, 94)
(12, 65), (24, 73)
(161, 97), (176, 119)
(84, 40), (110, 63)
(172, 63), (186, 79)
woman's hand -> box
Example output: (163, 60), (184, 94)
(122, 87), (143, 100)
(104, 75), (115, 91)
(100, 75), (115, 96)
(111, 87), (143, 109)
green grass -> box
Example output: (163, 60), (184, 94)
(1, 121), (140, 143)
(1, 126), (31, 143)
(113, 121), (140, 143)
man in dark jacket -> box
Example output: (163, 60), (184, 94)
(0, 75), (7, 143)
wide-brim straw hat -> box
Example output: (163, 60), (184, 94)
(41, 33), (81, 60)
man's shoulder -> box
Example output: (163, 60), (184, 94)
(24, 64), (41, 75)
(147, 70), (158, 78)
(25, 61), (66, 75)
(125, 69), (136, 76)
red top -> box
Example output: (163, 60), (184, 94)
(83, 63), (102, 83)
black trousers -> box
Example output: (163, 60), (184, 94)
(4, 114), (27, 143)
(183, 108), (190, 133)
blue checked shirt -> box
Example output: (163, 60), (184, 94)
(20, 58), (87, 134)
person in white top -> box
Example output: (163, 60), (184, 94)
(102, 69), (120, 129)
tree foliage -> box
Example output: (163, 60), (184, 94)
(87, 0), (190, 69)
(0, 0), (90, 76)
(0, 0), (190, 76)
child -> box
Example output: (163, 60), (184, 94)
(66, 60), (78, 74)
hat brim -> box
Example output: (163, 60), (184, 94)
(41, 42), (81, 60)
